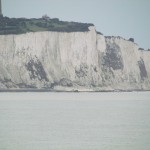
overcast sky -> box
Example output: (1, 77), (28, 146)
(2, 0), (150, 49)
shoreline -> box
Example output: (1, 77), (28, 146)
(0, 89), (150, 93)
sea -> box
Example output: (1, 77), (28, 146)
(0, 92), (150, 150)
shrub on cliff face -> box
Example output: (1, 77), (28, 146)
(97, 31), (103, 35)
(128, 38), (134, 42)
(139, 48), (144, 51)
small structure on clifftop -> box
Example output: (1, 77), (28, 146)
(42, 14), (50, 20)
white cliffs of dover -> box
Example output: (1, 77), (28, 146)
(0, 26), (150, 91)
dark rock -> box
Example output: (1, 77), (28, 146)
(94, 67), (98, 72)
(17, 83), (37, 89)
(50, 78), (73, 88)
(75, 63), (88, 78)
(0, 79), (18, 89)
(102, 43), (124, 70)
(59, 78), (73, 87)
(138, 58), (148, 80)
(25, 57), (49, 82)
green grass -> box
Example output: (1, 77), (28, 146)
(0, 16), (94, 35)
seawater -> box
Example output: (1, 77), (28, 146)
(0, 92), (150, 150)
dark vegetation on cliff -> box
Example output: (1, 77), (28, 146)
(0, 16), (94, 35)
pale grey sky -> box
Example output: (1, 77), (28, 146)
(2, 0), (150, 49)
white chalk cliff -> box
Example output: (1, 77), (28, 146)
(0, 26), (150, 91)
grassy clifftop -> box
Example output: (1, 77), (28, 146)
(0, 16), (94, 35)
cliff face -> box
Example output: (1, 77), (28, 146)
(0, 26), (150, 91)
